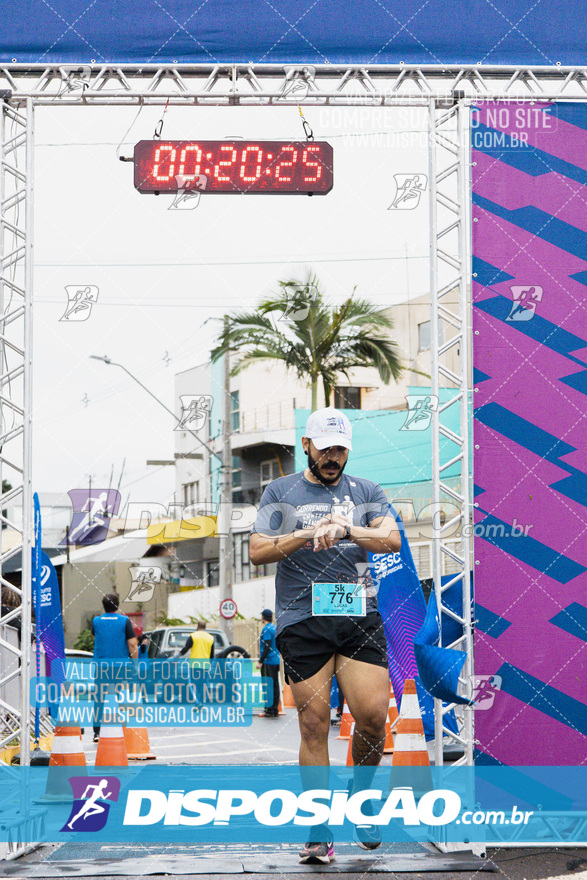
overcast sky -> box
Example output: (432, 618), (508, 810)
(31, 103), (431, 514)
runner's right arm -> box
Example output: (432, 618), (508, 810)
(249, 480), (333, 564)
(250, 522), (328, 564)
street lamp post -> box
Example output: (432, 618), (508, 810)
(89, 352), (234, 640)
(217, 316), (234, 641)
(88, 356), (221, 463)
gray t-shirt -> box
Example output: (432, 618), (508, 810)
(252, 471), (390, 635)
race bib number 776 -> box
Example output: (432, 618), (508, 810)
(312, 582), (366, 617)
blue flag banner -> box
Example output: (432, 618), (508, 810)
(371, 506), (425, 705)
(372, 507), (458, 740)
(37, 551), (66, 685)
(32, 494), (66, 691)
(414, 590), (469, 706)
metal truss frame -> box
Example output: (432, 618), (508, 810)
(2, 63), (587, 104)
(0, 62), (583, 858)
(0, 95), (33, 758)
(0, 94), (36, 859)
(428, 96), (473, 769)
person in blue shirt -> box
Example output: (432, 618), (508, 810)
(91, 593), (138, 742)
(257, 609), (280, 717)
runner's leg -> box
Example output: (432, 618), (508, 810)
(290, 656), (335, 770)
(291, 657), (336, 853)
(335, 656), (389, 849)
(334, 656), (389, 767)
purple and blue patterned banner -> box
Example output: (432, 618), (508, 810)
(472, 101), (587, 765)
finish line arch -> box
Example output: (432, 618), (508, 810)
(0, 53), (585, 860)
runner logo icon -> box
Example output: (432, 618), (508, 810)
(470, 674), (503, 710)
(61, 776), (121, 832)
(388, 174), (427, 210)
(60, 489), (121, 547)
(60, 285), (99, 322)
(506, 285), (543, 322)
(400, 395), (438, 431)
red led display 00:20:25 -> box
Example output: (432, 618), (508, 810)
(133, 140), (333, 194)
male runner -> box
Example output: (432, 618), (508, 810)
(250, 407), (400, 863)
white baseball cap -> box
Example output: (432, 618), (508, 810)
(304, 407), (353, 451)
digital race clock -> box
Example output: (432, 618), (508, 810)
(133, 140), (333, 195)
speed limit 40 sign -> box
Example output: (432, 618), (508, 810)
(219, 598), (238, 619)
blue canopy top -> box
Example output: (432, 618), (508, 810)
(3, 0), (583, 66)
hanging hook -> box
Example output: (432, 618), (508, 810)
(154, 99), (170, 140)
(298, 106), (314, 142)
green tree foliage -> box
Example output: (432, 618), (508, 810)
(73, 628), (94, 652)
(211, 272), (403, 412)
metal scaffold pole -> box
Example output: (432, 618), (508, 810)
(0, 93), (42, 860)
(20, 96), (34, 769)
(0, 95), (34, 764)
(218, 315), (234, 641)
(428, 94), (475, 769)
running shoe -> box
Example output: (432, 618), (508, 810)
(299, 841), (335, 864)
(353, 822), (382, 850)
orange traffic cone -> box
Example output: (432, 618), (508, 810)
(336, 700), (354, 740)
(123, 727), (156, 760)
(39, 726), (87, 800)
(346, 722), (355, 766)
(48, 726), (86, 768)
(95, 726), (128, 767)
(391, 679), (430, 766)
(283, 683), (296, 708)
(383, 683), (399, 754)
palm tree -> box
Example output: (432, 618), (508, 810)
(210, 272), (403, 411)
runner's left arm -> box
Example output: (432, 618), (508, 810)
(343, 514), (400, 553)
(313, 514), (400, 553)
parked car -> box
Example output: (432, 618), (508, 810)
(143, 626), (250, 660)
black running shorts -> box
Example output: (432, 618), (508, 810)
(276, 612), (388, 684)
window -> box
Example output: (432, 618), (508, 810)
(418, 320), (443, 351)
(232, 455), (241, 489)
(183, 481), (199, 507)
(212, 632), (225, 651)
(230, 390), (240, 431)
(232, 454), (243, 504)
(418, 321), (430, 351)
(260, 459), (280, 489)
(233, 532), (252, 583)
(333, 387), (361, 409)
(168, 630), (193, 649)
(147, 630), (163, 658)
(205, 561), (219, 587)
